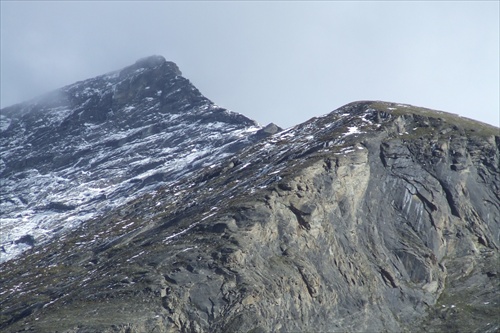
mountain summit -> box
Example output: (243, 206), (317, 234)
(0, 56), (275, 263)
(0, 57), (499, 333)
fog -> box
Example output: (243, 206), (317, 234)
(1, 1), (498, 128)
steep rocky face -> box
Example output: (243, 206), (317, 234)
(0, 56), (273, 263)
(1, 101), (498, 332)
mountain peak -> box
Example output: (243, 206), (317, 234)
(2, 97), (498, 332)
(135, 54), (167, 67)
(0, 56), (264, 263)
(1, 58), (499, 333)
(117, 55), (181, 80)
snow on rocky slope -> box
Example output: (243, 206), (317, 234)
(1, 99), (498, 332)
(0, 55), (274, 263)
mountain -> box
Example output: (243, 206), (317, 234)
(1, 58), (499, 332)
(0, 55), (278, 263)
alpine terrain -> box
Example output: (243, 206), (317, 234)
(0, 56), (499, 333)
(0, 55), (277, 263)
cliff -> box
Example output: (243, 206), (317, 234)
(1, 97), (498, 332)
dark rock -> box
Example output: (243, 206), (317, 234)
(13, 235), (35, 247)
(45, 202), (77, 212)
(0, 76), (498, 333)
(0, 56), (264, 263)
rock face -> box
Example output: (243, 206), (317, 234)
(0, 63), (499, 332)
(0, 55), (271, 263)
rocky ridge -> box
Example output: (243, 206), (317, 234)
(0, 55), (277, 263)
(1, 96), (498, 332)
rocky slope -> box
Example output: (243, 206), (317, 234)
(1, 97), (498, 332)
(0, 56), (277, 263)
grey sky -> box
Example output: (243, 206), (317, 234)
(1, 1), (498, 128)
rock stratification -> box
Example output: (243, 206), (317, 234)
(0, 61), (498, 332)
(0, 56), (271, 263)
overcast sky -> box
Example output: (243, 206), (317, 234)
(1, 1), (498, 128)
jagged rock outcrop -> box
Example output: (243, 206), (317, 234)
(0, 56), (271, 263)
(1, 100), (498, 332)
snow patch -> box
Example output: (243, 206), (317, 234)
(0, 115), (12, 131)
(343, 126), (363, 136)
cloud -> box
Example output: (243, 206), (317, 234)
(1, 1), (498, 128)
